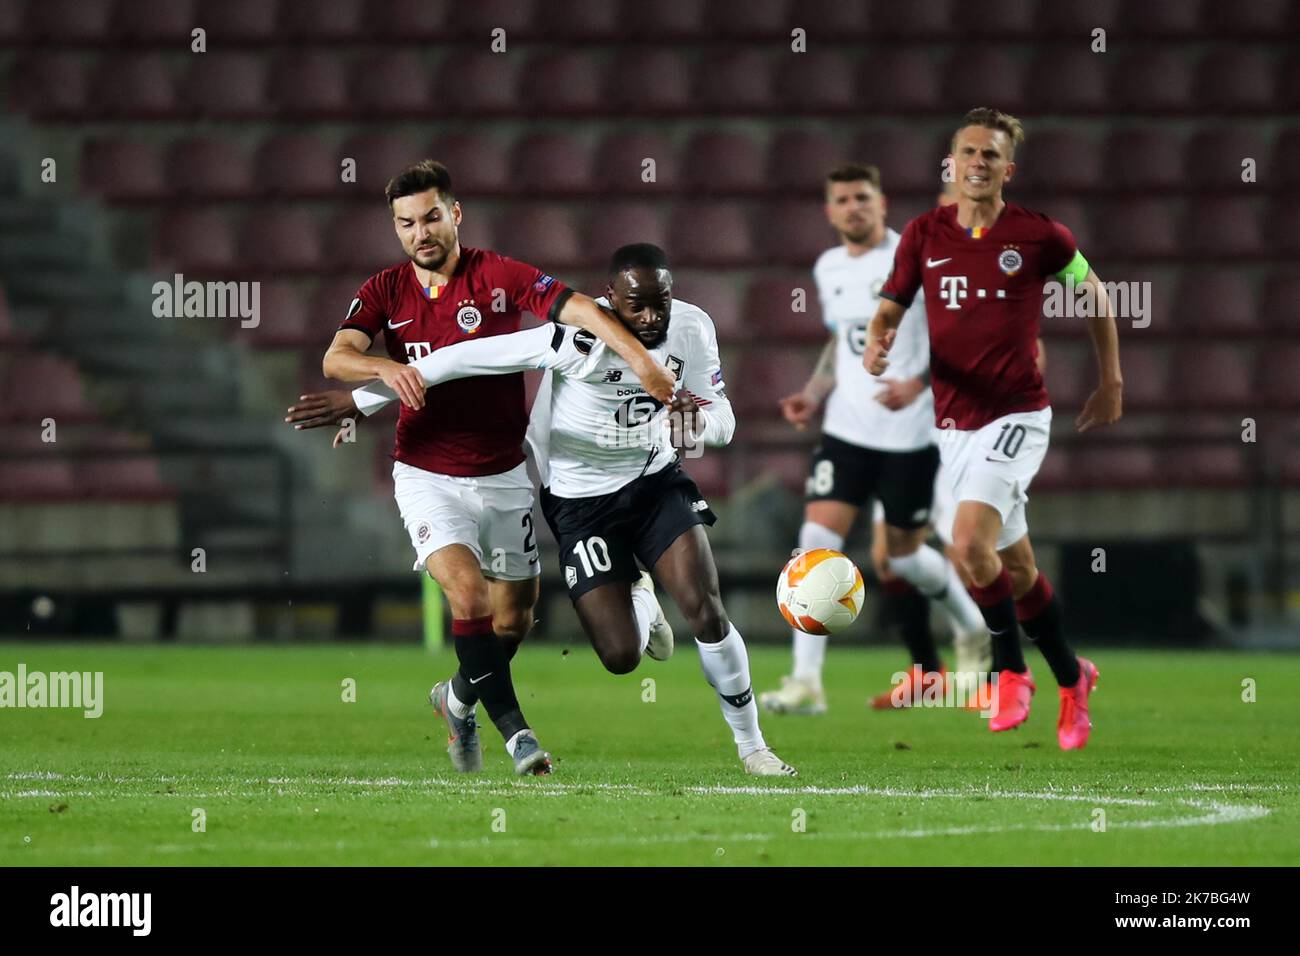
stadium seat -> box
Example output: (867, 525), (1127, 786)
(197, 0), (279, 41)
(1260, 273), (1300, 331)
(1032, 444), (1071, 490)
(0, 354), (96, 420)
(255, 134), (339, 198)
(89, 55), (178, 118)
(953, 0), (1035, 36)
(1036, 0), (1119, 35)
(249, 281), (311, 347)
(695, 50), (775, 112)
(322, 208), (396, 273)
(455, 209), (496, 252)
(608, 49), (693, 114)
(769, 130), (844, 193)
(81, 139), (168, 202)
(857, 51), (943, 112)
(1174, 271), (1258, 333)
(518, 53), (605, 114)
(775, 51), (857, 111)
(1267, 197), (1300, 256)
(1120, 0), (1203, 35)
(1039, 339), (1088, 408)
(623, 0), (706, 39)
(1111, 52), (1194, 112)
(1033, 198), (1093, 255)
(683, 132), (768, 193)
(269, 53), (349, 117)
(24, 0), (112, 41)
(534, 0), (620, 40)
(731, 352), (819, 415)
(1014, 130), (1101, 192)
(682, 451), (730, 499)
(242, 209), (324, 273)
(182, 54), (270, 119)
(850, 128), (942, 193)
(279, 0), (364, 39)
(448, 0), (537, 37)
(152, 209), (238, 274)
(1114, 344), (1171, 411)
(760, 200), (840, 267)
(339, 132), (420, 197)
(1104, 129), (1184, 190)
(510, 133), (596, 194)
(1283, 54), (1300, 108)
(167, 138), (254, 200)
(0, 0), (22, 42)
(744, 274), (827, 342)
(84, 456), (172, 500)
(435, 52), (518, 115)
(1184, 129), (1267, 191)
(0, 459), (78, 501)
(350, 53), (433, 116)
(1073, 444), (1160, 488)
(1184, 199), (1261, 258)
(1026, 50), (1109, 112)
(1196, 50), (1276, 111)
(594, 132), (681, 194)
(492, 206), (583, 271)
(670, 204), (753, 267)
(1094, 199), (1177, 259)
(673, 272), (744, 341)
(1260, 345), (1300, 405)
(1160, 446), (1248, 487)
(704, 0), (786, 37)
(1272, 126), (1300, 186)
(1169, 344), (1255, 409)
(582, 204), (669, 265)
(871, 0), (955, 37)
(8, 54), (88, 118)
(114, 0), (196, 41)
(425, 133), (510, 194)
(312, 277), (373, 334)
(941, 49), (1027, 115)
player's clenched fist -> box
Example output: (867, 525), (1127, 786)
(779, 391), (818, 430)
(378, 360), (427, 410)
(863, 328), (895, 376)
(636, 360), (677, 405)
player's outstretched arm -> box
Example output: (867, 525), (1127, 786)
(556, 293), (675, 403)
(863, 298), (906, 376)
(322, 329), (426, 410)
(1076, 268), (1123, 432)
(780, 334), (835, 430)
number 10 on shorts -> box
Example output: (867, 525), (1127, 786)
(573, 536), (613, 579)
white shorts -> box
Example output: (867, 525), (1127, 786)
(937, 407), (1052, 551)
(392, 460), (540, 580)
(868, 462), (955, 545)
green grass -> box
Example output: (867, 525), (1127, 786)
(2, 641), (1298, 866)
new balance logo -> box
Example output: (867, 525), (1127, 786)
(602, 370), (623, 383)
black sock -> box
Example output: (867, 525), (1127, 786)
(452, 637), (520, 709)
(886, 581), (942, 673)
(1017, 574), (1080, 687)
(452, 618), (528, 743)
(969, 570), (1026, 674)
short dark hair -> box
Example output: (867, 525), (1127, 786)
(952, 107), (1024, 157)
(385, 159), (455, 206)
(608, 242), (671, 277)
(825, 163), (882, 193)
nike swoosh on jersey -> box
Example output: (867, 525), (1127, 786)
(926, 257), (953, 267)
(387, 318), (415, 329)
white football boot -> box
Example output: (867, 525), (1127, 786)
(743, 747), (799, 777)
(633, 571), (674, 661)
(759, 675), (827, 716)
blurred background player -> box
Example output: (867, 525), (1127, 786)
(300, 161), (674, 775)
(867, 108), (1122, 750)
(760, 165), (988, 717)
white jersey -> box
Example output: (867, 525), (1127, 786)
(352, 298), (735, 499)
(815, 229), (934, 451)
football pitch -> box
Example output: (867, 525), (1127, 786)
(2, 641), (1297, 867)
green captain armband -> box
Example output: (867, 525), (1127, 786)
(1054, 249), (1090, 285)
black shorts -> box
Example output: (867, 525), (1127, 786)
(805, 435), (939, 530)
(540, 461), (717, 600)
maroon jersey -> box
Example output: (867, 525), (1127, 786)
(881, 202), (1077, 430)
(340, 247), (572, 476)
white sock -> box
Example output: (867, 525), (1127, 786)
(697, 624), (766, 759)
(889, 544), (984, 633)
(630, 587), (654, 655)
(791, 521), (843, 686)
(447, 681), (472, 720)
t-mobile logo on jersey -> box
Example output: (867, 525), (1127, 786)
(405, 342), (433, 361)
(938, 275), (968, 310)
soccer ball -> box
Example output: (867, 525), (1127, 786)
(776, 548), (865, 635)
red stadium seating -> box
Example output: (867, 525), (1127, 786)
(83, 456), (172, 500)
(1260, 274), (1300, 331)
(1026, 50), (1109, 113)
(152, 209), (238, 274)
(1073, 444), (1160, 488)
(858, 51), (944, 112)
(242, 208), (324, 273)
(312, 277), (373, 337)
(1159, 446), (1248, 487)
(704, 0), (786, 38)
(670, 204), (753, 267)
(197, 0), (279, 41)
(954, 0), (1036, 37)
(758, 200), (840, 267)
(255, 134), (339, 198)
(8, 53), (88, 118)
(1183, 199), (1261, 258)
(113, 0), (196, 41)
(1120, 0), (1204, 36)
(350, 53), (433, 116)
(1283, 54), (1300, 108)
(1185, 129), (1268, 191)
(0, 459), (78, 501)
(518, 53), (606, 114)
(941, 49), (1027, 115)
(1039, 339), (1089, 408)
(683, 132), (768, 193)
(168, 138), (254, 200)
(673, 272), (744, 341)
(1196, 50), (1276, 111)
(1112, 52), (1194, 112)
(24, 0), (112, 42)
(775, 52), (857, 111)
(1114, 344), (1171, 411)
(0, 0), (23, 42)
(1174, 271), (1258, 333)
(534, 0), (620, 41)
(1169, 343), (1255, 409)
(769, 130), (844, 193)
(583, 203), (669, 265)
(448, 0), (537, 37)
(1033, 198), (1093, 255)
(1260, 345), (1300, 405)
(1037, 0), (1119, 34)
(872, 0), (956, 38)
(1014, 130), (1102, 192)
(850, 128), (943, 193)
(1204, 0), (1292, 35)
(694, 50), (775, 112)
(1094, 199), (1177, 259)
(730, 352), (820, 417)
(268, 53), (349, 116)
(623, 0), (706, 40)
(426, 133), (510, 194)
(339, 132), (420, 196)
(182, 54), (270, 118)
(89, 55), (178, 117)
(1273, 126), (1300, 186)
(455, 209), (496, 253)
(0, 354), (96, 420)
(608, 49), (693, 114)
(435, 52), (518, 115)
(279, 0), (364, 40)
(81, 138), (167, 201)
(1104, 129), (1185, 191)
(743, 274), (826, 342)
(1267, 197), (1300, 256)
(594, 132), (681, 194)
(249, 281), (311, 347)
(492, 206), (583, 271)
(510, 133), (596, 194)
(681, 451), (730, 499)
(322, 208), (396, 273)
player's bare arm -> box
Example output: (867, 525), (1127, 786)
(863, 298), (906, 376)
(780, 335), (835, 430)
(874, 370), (928, 411)
(556, 293), (675, 404)
(321, 328), (426, 410)
(1076, 268), (1123, 433)
(285, 390), (358, 430)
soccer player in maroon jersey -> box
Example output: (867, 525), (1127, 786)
(299, 161), (674, 775)
(865, 109), (1122, 749)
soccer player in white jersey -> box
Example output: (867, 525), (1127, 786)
(303, 245), (796, 777)
(760, 164), (989, 717)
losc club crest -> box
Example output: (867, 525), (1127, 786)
(998, 247), (1023, 276)
(416, 522), (431, 544)
(456, 300), (483, 333)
